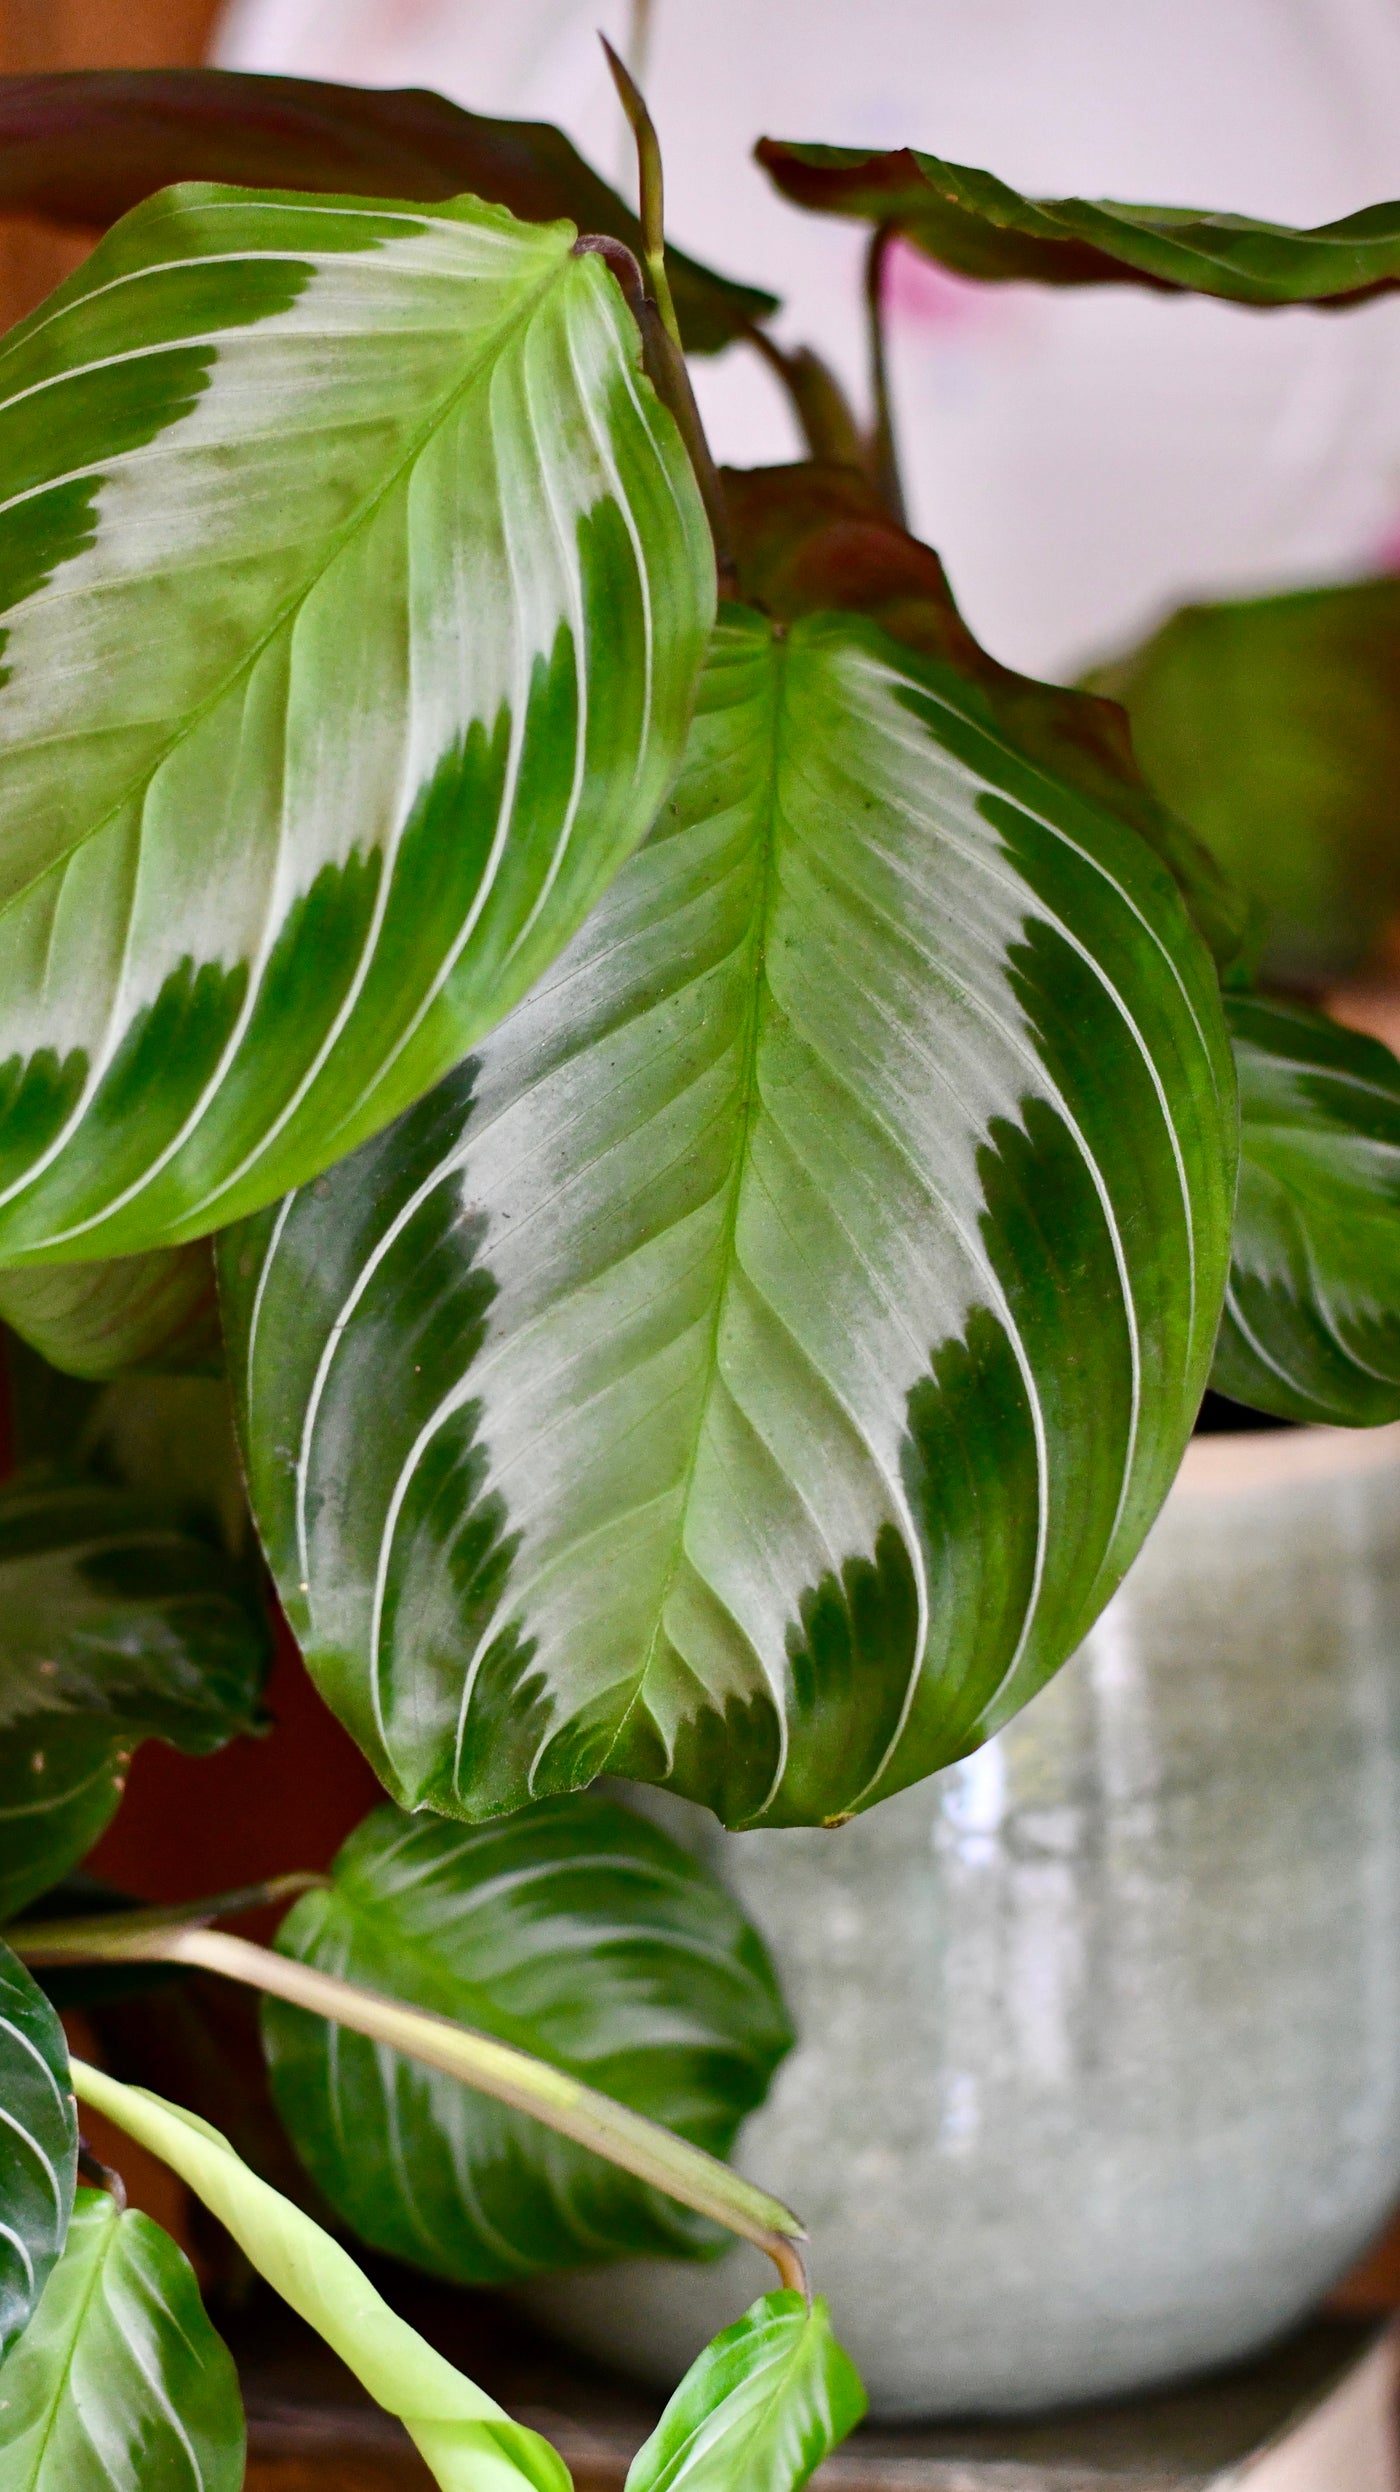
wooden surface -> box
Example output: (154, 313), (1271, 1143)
(230, 2276), (1398, 2492)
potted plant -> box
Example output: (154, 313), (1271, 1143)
(0, 52), (1399, 2487)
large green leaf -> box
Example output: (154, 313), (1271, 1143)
(1213, 995), (1400, 1425)
(71, 2060), (571, 2492)
(0, 1474), (270, 1921)
(224, 604), (1236, 1829)
(263, 1795), (791, 2284)
(0, 1941), (75, 2361)
(756, 140), (1400, 305)
(625, 2291), (865, 2492)
(0, 69), (774, 356)
(1084, 579), (1400, 984)
(0, 178), (712, 1265)
(0, 2188), (243, 2491)
(722, 462), (1254, 978)
(0, 1245), (220, 1381)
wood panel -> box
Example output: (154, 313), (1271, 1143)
(0, 0), (224, 329)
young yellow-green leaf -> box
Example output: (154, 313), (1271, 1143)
(263, 1795), (792, 2284)
(70, 2061), (571, 2492)
(224, 607), (1236, 1829)
(0, 1943), (75, 2362)
(1213, 995), (1400, 1425)
(1085, 579), (1400, 984)
(0, 1245), (220, 1381)
(0, 2189), (243, 2492)
(625, 2291), (865, 2492)
(0, 69), (775, 356)
(0, 1474), (270, 1920)
(0, 177), (712, 1266)
(756, 140), (1400, 305)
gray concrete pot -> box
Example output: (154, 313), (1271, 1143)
(526, 1422), (1400, 2419)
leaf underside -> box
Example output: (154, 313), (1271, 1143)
(0, 1941), (76, 2363)
(756, 138), (1400, 305)
(264, 1793), (792, 2284)
(1085, 577), (1400, 984)
(0, 1472), (270, 1921)
(624, 2291), (866, 2492)
(0, 1243), (221, 1380)
(1214, 994), (1400, 1425)
(225, 607), (1236, 1830)
(0, 2189), (244, 2492)
(0, 178), (711, 1264)
(0, 68), (776, 355)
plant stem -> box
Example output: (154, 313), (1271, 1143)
(866, 221), (907, 526)
(745, 329), (869, 472)
(16, 1905), (808, 2296)
(602, 35), (682, 354)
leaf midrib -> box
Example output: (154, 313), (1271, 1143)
(0, 217), (578, 934)
(18, 2200), (111, 2489)
(598, 625), (786, 1776)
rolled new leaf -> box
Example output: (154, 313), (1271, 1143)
(756, 140), (1400, 305)
(1084, 579), (1400, 984)
(70, 2060), (571, 2492)
(0, 178), (712, 1263)
(225, 602), (1236, 1829)
(0, 2188), (244, 2490)
(0, 1943), (76, 2360)
(0, 68), (775, 354)
(0, 1243), (221, 1381)
(625, 2291), (866, 2492)
(263, 1796), (792, 2282)
(0, 1473), (270, 1920)
(1214, 995), (1400, 1425)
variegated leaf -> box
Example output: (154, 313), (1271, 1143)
(1214, 994), (1400, 1424)
(0, 1473), (270, 1921)
(263, 1794), (792, 2283)
(223, 609), (1236, 1830)
(0, 180), (712, 1264)
(0, 1942), (75, 2362)
(0, 1245), (220, 1379)
(0, 2190), (243, 2492)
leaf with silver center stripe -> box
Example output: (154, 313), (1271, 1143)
(0, 1941), (75, 2362)
(224, 608), (1236, 1829)
(0, 2190), (243, 2492)
(0, 179), (711, 1264)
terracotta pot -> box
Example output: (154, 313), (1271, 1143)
(528, 1422), (1400, 2419)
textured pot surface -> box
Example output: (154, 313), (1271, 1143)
(527, 1424), (1400, 2419)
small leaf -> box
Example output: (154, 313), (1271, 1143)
(1085, 578), (1400, 983)
(0, 1473), (271, 1921)
(625, 2290), (866, 2492)
(0, 1244), (220, 1381)
(723, 461), (1254, 977)
(757, 140), (1400, 305)
(0, 2187), (243, 2490)
(263, 1794), (792, 2284)
(1214, 995), (1400, 1425)
(225, 605), (1236, 1829)
(0, 68), (775, 355)
(0, 1941), (75, 2362)
(0, 177), (712, 1262)
(71, 2059), (571, 2492)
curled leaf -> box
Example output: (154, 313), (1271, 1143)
(70, 2059), (571, 2492)
(0, 1244), (220, 1382)
(756, 140), (1400, 306)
